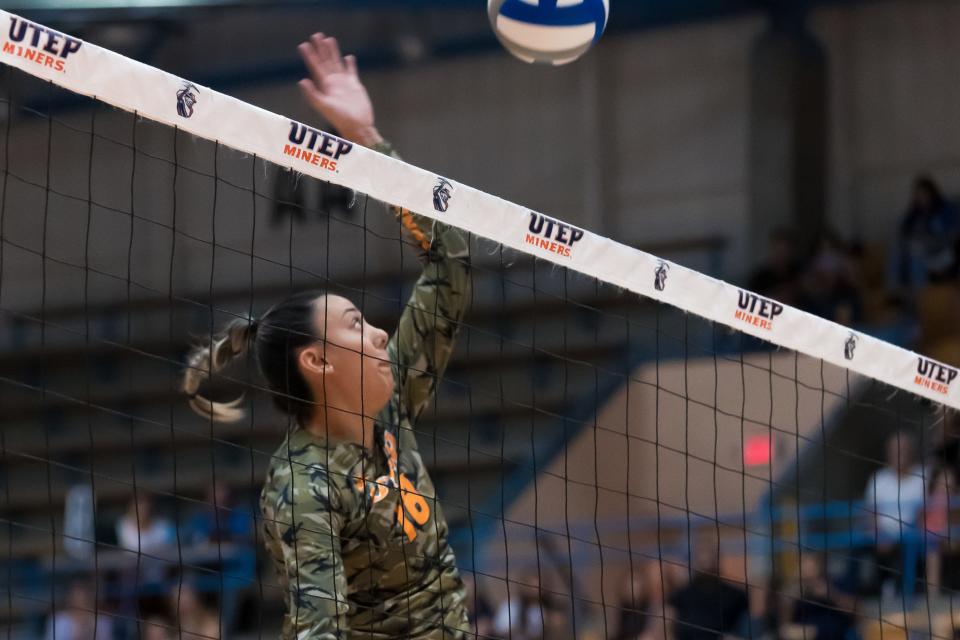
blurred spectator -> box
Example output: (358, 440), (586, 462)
(932, 413), (960, 482)
(577, 626), (605, 640)
(493, 571), (555, 640)
(117, 494), (177, 592)
(461, 573), (495, 638)
(117, 494), (176, 554)
(668, 533), (748, 640)
(542, 597), (575, 640)
(888, 175), (959, 298)
(859, 431), (925, 597)
(798, 234), (863, 324)
(140, 615), (175, 640)
(923, 466), (957, 594)
(930, 413), (960, 591)
(782, 553), (855, 640)
(44, 579), (114, 640)
(183, 483), (254, 546)
(749, 229), (803, 305)
(170, 581), (221, 639)
(179, 484), (256, 635)
(612, 567), (653, 640)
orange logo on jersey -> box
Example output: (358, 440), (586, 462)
(354, 431), (431, 541)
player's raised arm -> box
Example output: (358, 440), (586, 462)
(298, 34), (472, 424)
(387, 207), (472, 423)
(297, 32), (383, 148)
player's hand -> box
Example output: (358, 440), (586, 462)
(298, 33), (383, 147)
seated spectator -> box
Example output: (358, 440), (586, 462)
(183, 483), (254, 546)
(493, 570), (557, 640)
(542, 597), (575, 640)
(923, 466), (958, 594)
(748, 229), (803, 305)
(613, 566), (653, 640)
(668, 533), (749, 640)
(862, 431), (926, 597)
(783, 553), (855, 640)
(798, 233), (863, 324)
(888, 175), (959, 298)
(641, 558), (667, 628)
(170, 581), (220, 639)
(44, 579), (114, 640)
(117, 494), (176, 554)
(932, 413), (960, 482)
(461, 573), (495, 638)
(140, 615), (175, 640)
(116, 494), (177, 588)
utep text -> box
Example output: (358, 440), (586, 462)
(282, 122), (353, 172)
(734, 291), (783, 331)
(524, 212), (585, 258)
(3, 17), (82, 73)
(915, 357), (958, 395)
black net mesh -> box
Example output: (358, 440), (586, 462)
(1, 66), (957, 640)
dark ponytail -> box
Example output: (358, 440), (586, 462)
(183, 290), (326, 424)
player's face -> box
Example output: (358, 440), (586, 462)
(309, 295), (394, 417)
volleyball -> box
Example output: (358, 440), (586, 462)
(487, 0), (609, 66)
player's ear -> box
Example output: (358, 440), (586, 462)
(299, 344), (331, 376)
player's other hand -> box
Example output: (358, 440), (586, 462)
(298, 33), (383, 147)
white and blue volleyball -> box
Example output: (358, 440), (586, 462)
(487, 0), (609, 66)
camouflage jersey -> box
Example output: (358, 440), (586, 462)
(259, 173), (472, 640)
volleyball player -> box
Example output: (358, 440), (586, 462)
(183, 33), (471, 639)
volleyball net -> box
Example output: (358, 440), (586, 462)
(2, 9), (958, 640)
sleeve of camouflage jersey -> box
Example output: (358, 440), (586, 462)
(276, 469), (350, 639)
(376, 144), (472, 424)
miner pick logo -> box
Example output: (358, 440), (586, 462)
(844, 333), (858, 361)
(654, 261), (670, 292)
(176, 82), (199, 118)
(433, 178), (452, 213)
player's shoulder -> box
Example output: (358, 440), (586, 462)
(267, 429), (350, 482)
(264, 429), (363, 511)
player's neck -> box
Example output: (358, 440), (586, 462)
(302, 404), (376, 450)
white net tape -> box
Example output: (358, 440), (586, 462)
(2, 9), (957, 410)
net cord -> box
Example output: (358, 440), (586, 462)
(0, 9), (957, 409)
